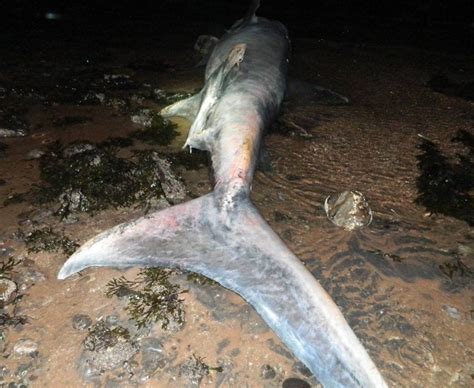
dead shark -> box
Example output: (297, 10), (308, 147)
(58, 1), (387, 387)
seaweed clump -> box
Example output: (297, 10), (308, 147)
(19, 227), (78, 255)
(83, 321), (131, 352)
(180, 354), (222, 385)
(130, 113), (179, 146)
(106, 268), (186, 330)
(36, 141), (170, 218)
(439, 256), (473, 280)
(415, 131), (474, 226)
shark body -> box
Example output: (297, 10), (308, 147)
(59, 2), (387, 387)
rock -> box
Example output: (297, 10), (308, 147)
(140, 338), (166, 376)
(16, 267), (45, 291)
(78, 341), (138, 379)
(282, 377), (311, 388)
(13, 339), (38, 356)
(179, 355), (210, 387)
(72, 314), (93, 331)
(324, 190), (373, 231)
(260, 364), (276, 380)
(152, 154), (186, 203)
(25, 149), (45, 160)
(443, 305), (461, 320)
(0, 278), (17, 306)
(0, 365), (10, 378)
(131, 109), (153, 127)
(63, 142), (96, 157)
(15, 363), (31, 379)
(0, 128), (27, 138)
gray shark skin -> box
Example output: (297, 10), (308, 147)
(58, 3), (387, 387)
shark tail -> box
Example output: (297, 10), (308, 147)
(58, 191), (387, 387)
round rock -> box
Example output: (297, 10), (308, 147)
(72, 314), (93, 330)
(0, 278), (17, 306)
(13, 339), (38, 356)
(260, 364), (276, 380)
(324, 190), (373, 231)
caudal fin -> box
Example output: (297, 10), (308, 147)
(58, 192), (387, 388)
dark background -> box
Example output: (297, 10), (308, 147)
(1, 0), (473, 53)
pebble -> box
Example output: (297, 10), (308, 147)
(443, 305), (461, 320)
(25, 149), (45, 160)
(0, 278), (18, 306)
(13, 339), (38, 356)
(0, 365), (10, 377)
(16, 267), (45, 291)
(260, 364), (276, 380)
(63, 142), (96, 157)
(15, 363), (31, 379)
(72, 314), (93, 330)
(0, 128), (27, 138)
(282, 377), (311, 388)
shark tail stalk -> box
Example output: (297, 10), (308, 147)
(58, 2), (388, 387)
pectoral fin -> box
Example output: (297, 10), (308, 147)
(160, 91), (202, 122)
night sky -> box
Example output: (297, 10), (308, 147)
(1, 0), (473, 52)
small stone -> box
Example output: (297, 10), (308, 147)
(0, 128), (27, 138)
(260, 364), (276, 380)
(25, 149), (45, 160)
(282, 377), (311, 388)
(63, 142), (96, 157)
(0, 278), (17, 306)
(456, 244), (473, 257)
(105, 315), (120, 326)
(324, 190), (373, 231)
(72, 314), (93, 330)
(16, 267), (45, 291)
(13, 339), (38, 356)
(0, 365), (10, 377)
(443, 305), (461, 320)
(15, 363), (31, 379)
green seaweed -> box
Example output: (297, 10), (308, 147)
(106, 268), (185, 330)
(185, 354), (223, 376)
(186, 272), (218, 286)
(19, 227), (78, 255)
(0, 312), (28, 327)
(0, 257), (20, 279)
(83, 321), (130, 352)
(416, 132), (474, 226)
(439, 257), (473, 279)
(35, 142), (166, 218)
(129, 114), (178, 146)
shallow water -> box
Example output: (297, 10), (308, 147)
(0, 21), (473, 387)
